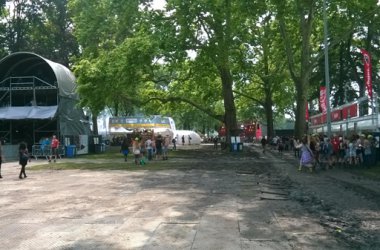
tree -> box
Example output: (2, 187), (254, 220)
(151, 0), (268, 142)
(69, 0), (146, 133)
(308, 0), (380, 113)
(273, 0), (322, 139)
(1, 0), (78, 64)
(233, 10), (295, 138)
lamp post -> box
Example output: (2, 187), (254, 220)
(323, 0), (332, 137)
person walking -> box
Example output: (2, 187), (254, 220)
(48, 135), (60, 163)
(181, 135), (185, 146)
(18, 142), (29, 179)
(0, 140), (3, 178)
(298, 137), (314, 172)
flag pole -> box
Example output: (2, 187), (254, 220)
(323, 0), (332, 138)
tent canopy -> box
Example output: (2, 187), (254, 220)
(0, 106), (57, 120)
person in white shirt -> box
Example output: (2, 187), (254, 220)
(145, 138), (153, 161)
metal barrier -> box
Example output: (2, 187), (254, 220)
(32, 145), (65, 160)
(32, 144), (49, 160)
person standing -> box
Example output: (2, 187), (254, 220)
(0, 140), (3, 178)
(213, 136), (219, 149)
(145, 137), (153, 160)
(261, 136), (267, 154)
(19, 142), (29, 179)
(363, 135), (372, 167)
(163, 135), (170, 160)
(120, 137), (130, 162)
(132, 138), (141, 165)
(172, 137), (177, 150)
(188, 135), (192, 145)
(41, 137), (50, 159)
(181, 135), (185, 146)
(155, 135), (163, 160)
(49, 135), (60, 163)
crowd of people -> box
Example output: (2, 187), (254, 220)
(119, 132), (174, 165)
(262, 133), (379, 172)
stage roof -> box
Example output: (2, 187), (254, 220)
(0, 52), (77, 99)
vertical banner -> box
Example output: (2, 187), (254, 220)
(320, 86), (327, 113)
(305, 101), (309, 121)
(360, 49), (373, 100)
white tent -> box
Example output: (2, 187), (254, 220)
(153, 128), (174, 138)
(174, 130), (202, 145)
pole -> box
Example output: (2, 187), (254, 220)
(323, 0), (331, 138)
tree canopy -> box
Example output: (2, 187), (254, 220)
(0, 0), (379, 140)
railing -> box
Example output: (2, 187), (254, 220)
(32, 144), (65, 160)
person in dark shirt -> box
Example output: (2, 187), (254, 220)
(19, 142), (29, 179)
(261, 137), (267, 154)
(155, 135), (163, 160)
(120, 137), (130, 162)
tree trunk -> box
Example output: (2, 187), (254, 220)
(219, 66), (238, 143)
(92, 114), (99, 135)
(294, 79), (307, 139)
(265, 96), (274, 139)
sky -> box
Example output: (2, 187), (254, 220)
(152, 0), (166, 10)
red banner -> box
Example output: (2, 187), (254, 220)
(320, 86), (327, 112)
(361, 49), (373, 99)
(342, 104), (358, 119)
(331, 110), (341, 121)
(305, 101), (309, 121)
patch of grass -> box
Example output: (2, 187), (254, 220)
(29, 159), (189, 171)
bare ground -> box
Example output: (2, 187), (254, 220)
(0, 143), (379, 249)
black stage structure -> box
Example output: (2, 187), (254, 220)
(0, 52), (92, 158)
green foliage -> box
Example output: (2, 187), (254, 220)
(1, 0), (379, 136)
(1, 0), (78, 65)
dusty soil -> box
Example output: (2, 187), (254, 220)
(0, 143), (379, 249)
(249, 143), (380, 249)
(166, 144), (380, 249)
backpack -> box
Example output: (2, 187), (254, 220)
(172, 138), (176, 143)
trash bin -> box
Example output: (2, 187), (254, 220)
(66, 145), (76, 158)
(238, 143), (243, 151)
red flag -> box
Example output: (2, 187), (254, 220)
(320, 86), (327, 113)
(305, 101), (309, 121)
(360, 49), (373, 99)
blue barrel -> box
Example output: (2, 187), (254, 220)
(66, 145), (76, 158)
